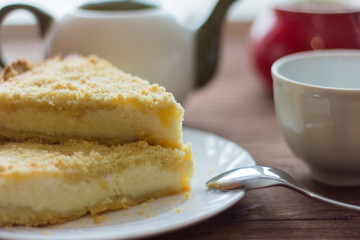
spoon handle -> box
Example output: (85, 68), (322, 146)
(283, 178), (360, 212)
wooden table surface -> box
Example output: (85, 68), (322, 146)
(3, 22), (360, 239)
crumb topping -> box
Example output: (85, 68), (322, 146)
(0, 140), (192, 182)
(0, 55), (178, 111)
(1, 59), (33, 81)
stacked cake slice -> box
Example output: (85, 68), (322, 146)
(0, 55), (193, 226)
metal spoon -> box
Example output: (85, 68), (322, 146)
(206, 166), (360, 211)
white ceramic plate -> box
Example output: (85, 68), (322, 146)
(0, 127), (255, 240)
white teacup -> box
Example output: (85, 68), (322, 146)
(272, 49), (360, 186)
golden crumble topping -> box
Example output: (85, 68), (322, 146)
(0, 140), (193, 183)
(1, 59), (33, 81)
(0, 55), (177, 111)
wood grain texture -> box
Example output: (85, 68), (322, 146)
(3, 22), (360, 239)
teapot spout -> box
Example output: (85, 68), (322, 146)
(195, 0), (237, 88)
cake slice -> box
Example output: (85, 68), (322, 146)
(0, 139), (193, 226)
(0, 55), (194, 227)
(0, 55), (183, 148)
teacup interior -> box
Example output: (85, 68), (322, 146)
(275, 51), (360, 89)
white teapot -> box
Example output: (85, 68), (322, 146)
(0, 0), (236, 102)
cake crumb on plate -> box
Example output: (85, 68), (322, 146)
(93, 214), (109, 224)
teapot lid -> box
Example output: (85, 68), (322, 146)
(79, 0), (158, 12)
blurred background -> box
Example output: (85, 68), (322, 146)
(0, 0), (291, 95)
(0, 0), (288, 24)
(2, 0), (360, 95)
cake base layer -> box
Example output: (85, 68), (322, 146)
(0, 140), (193, 226)
(0, 186), (178, 227)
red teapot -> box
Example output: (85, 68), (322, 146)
(248, 1), (360, 91)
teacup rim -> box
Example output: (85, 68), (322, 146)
(273, 1), (360, 15)
(271, 49), (360, 92)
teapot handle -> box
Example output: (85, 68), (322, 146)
(0, 4), (53, 67)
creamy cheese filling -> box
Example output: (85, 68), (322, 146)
(0, 105), (182, 147)
(0, 165), (181, 213)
